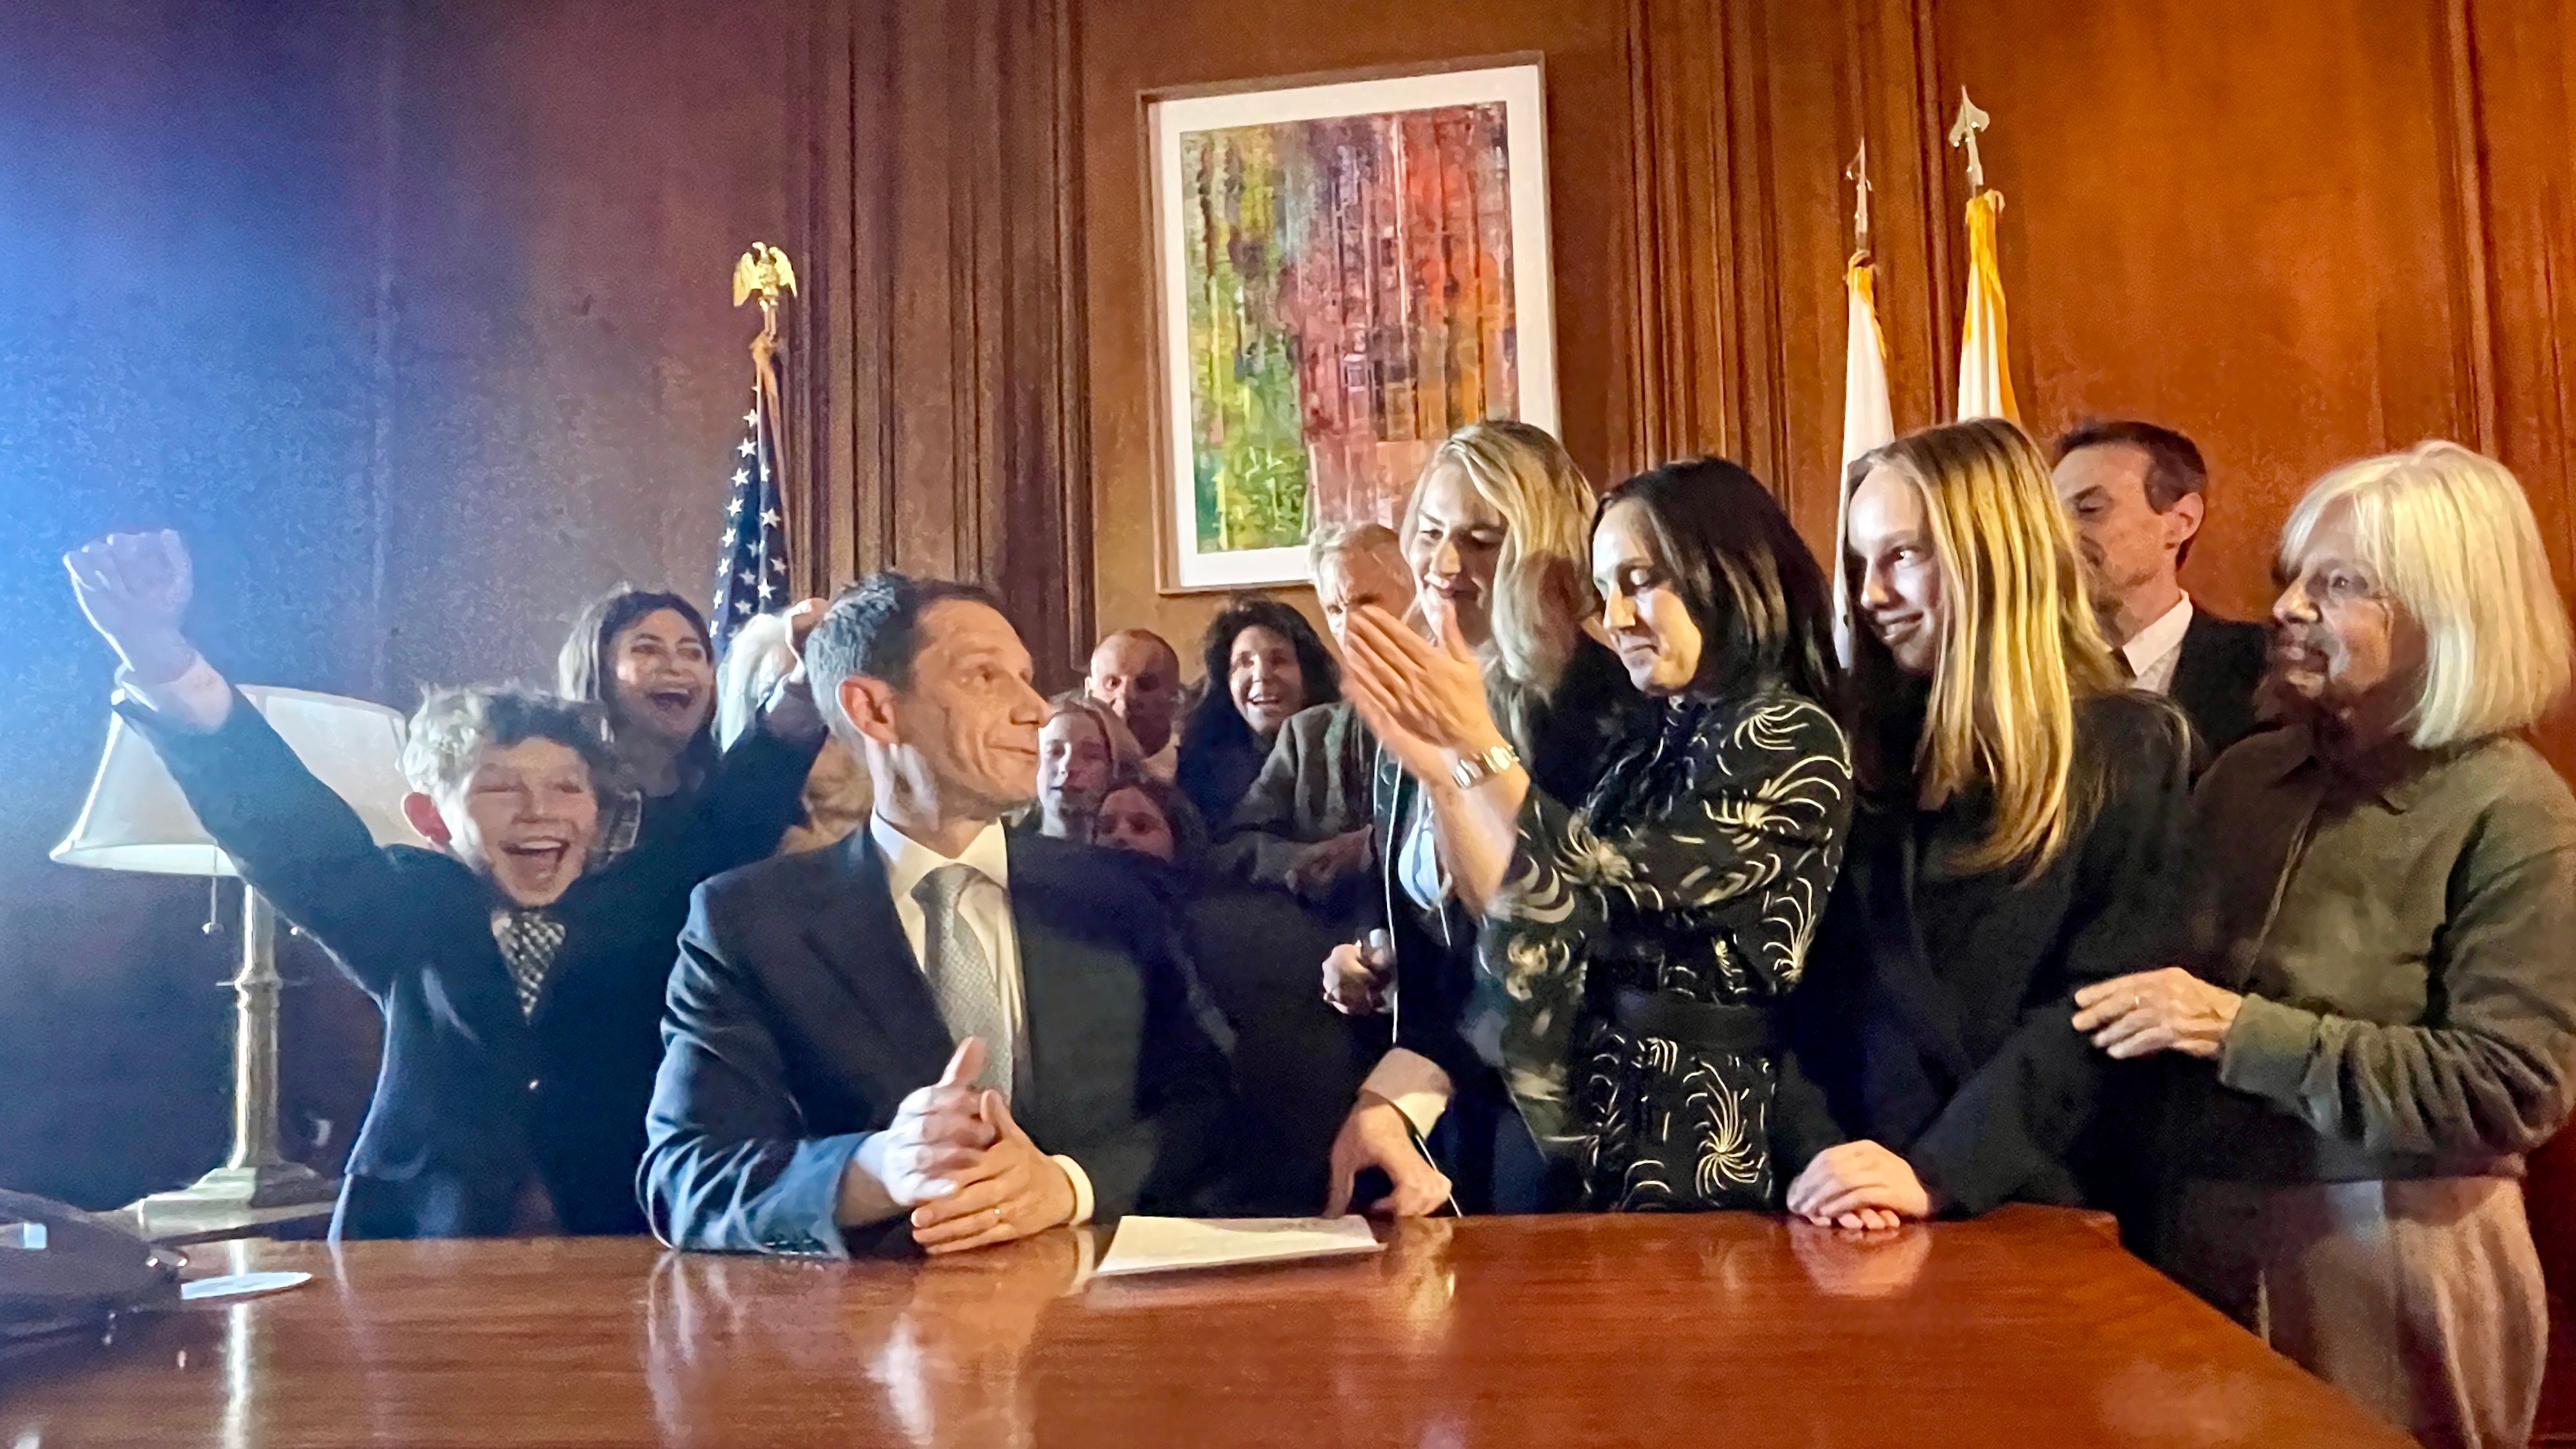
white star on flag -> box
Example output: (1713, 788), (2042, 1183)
(737, 439), (756, 457)
(759, 509), (781, 529)
(743, 408), (760, 428)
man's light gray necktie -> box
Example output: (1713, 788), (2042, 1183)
(912, 863), (1013, 1102)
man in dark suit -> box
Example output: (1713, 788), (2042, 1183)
(2052, 419), (2270, 759)
(642, 571), (1233, 1256)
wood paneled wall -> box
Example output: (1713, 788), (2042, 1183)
(788, 0), (1093, 686)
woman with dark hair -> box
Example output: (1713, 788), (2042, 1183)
(1175, 597), (1341, 828)
(1100, 766), (1378, 1214)
(559, 589), (721, 803)
(556, 587), (827, 866)
(1341, 458), (1853, 1210)
(538, 587), (827, 1231)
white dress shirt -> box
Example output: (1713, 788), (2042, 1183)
(2121, 594), (2195, 697)
(844, 814), (1093, 1227)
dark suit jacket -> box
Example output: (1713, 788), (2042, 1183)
(2168, 610), (2269, 762)
(1781, 692), (2193, 1216)
(640, 830), (1234, 1255)
(122, 691), (816, 1241)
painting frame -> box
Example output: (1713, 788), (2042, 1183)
(1145, 59), (1558, 594)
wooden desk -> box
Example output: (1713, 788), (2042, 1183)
(0, 1208), (2409, 1447)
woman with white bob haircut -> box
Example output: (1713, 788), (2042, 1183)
(2074, 441), (2576, 1449)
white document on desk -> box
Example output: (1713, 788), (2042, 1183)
(1092, 1216), (1383, 1278)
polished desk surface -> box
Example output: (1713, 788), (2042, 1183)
(1, 1207), (2411, 1448)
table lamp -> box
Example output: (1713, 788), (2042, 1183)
(51, 686), (424, 1216)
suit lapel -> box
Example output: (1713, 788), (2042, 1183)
(1006, 836), (1147, 1149)
(2167, 615), (2220, 727)
(1372, 747), (1411, 931)
(1009, 838), (1068, 1131)
(800, 832), (953, 1091)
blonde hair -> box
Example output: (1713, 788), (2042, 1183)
(1045, 691), (1145, 780)
(2280, 441), (2573, 747)
(1401, 421), (1598, 748)
(1849, 419), (2123, 873)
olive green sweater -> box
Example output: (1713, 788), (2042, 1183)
(2175, 725), (2576, 1183)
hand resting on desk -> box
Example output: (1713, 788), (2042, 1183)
(840, 1037), (1081, 1255)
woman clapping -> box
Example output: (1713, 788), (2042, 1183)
(1339, 459), (1851, 1210)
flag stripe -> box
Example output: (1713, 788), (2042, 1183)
(709, 345), (790, 659)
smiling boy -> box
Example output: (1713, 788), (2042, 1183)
(66, 529), (646, 1239)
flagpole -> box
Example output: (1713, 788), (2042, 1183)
(1836, 143), (1896, 666)
(733, 243), (798, 549)
(1948, 90), (2018, 425)
(710, 245), (800, 658)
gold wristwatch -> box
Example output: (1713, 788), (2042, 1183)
(1448, 742), (1520, 790)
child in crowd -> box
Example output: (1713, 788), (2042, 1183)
(62, 529), (777, 1239)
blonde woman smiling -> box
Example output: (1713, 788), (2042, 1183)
(1320, 421), (1644, 1216)
(1782, 418), (2192, 1230)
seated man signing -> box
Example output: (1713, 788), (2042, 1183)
(64, 530), (634, 1239)
(642, 572), (1235, 1255)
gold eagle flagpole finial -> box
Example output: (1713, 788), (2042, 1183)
(1948, 89), (1991, 196)
(732, 244), (797, 581)
(732, 242), (797, 343)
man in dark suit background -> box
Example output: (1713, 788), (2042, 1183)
(642, 571), (1233, 1256)
(2052, 419), (2270, 759)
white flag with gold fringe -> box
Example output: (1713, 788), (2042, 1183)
(1955, 189), (2018, 424)
(1833, 255), (1896, 663)
(1948, 90), (2018, 424)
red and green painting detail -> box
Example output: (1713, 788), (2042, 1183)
(1180, 101), (1520, 554)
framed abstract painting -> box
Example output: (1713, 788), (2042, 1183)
(1147, 60), (1557, 591)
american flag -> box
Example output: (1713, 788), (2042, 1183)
(707, 367), (788, 657)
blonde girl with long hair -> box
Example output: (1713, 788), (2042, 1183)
(1318, 419), (1647, 1217)
(1781, 417), (2191, 1230)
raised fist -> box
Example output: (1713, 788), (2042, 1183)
(63, 529), (197, 682)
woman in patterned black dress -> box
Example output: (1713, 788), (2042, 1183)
(1340, 459), (1851, 1210)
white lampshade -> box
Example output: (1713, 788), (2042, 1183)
(51, 686), (428, 877)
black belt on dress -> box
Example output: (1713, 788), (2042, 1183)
(1608, 987), (1779, 1055)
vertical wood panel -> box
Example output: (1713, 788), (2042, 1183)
(2462, 7), (2576, 1434)
(790, 0), (1089, 686)
(1924, 0), (2476, 625)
